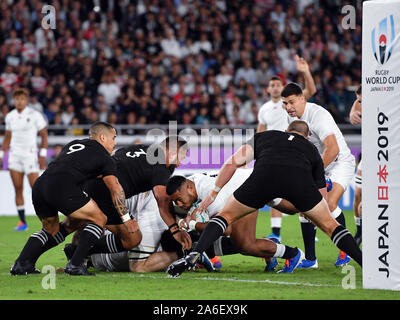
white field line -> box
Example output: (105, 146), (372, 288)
(1, 272), (340, 288)
(121, 273), (340, 288)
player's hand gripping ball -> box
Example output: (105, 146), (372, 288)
(189, 201), (210, 223)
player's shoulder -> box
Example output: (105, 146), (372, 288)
(305, 102), (331, 118)
(25, 106), (39, 114)
(5, 108), (17, 118)
(256, 129), (285, 139)
(189, 172), (215, 184)
(259, 100), (278, 111)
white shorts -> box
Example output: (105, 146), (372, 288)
(91, 225), (166, 272)
(325, 157), (355, 192)
(8, 152), (39, 174)
(127, 223), (165, 261)
(355, 159), (362, 187)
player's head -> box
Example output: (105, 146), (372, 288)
(281, 82), (306, 118)
(13, 88), (29, 111)
(267, 76), (284, 100)
(89, 121), (117, 155)
(166, 175), (197, 210)
(286, 120), (310, 138)
(161, 136), (189, 169)
(355, 85), (361, 105)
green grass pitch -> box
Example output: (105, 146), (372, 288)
(0, 211), (399, 300)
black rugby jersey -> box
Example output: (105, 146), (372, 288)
(45, 139), (117, 184)
(112, 144), (174, 198)
(246, 130), (325, 188)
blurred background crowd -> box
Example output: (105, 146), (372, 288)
(0, 0), (362, 135)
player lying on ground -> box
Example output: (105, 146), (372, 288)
(167, 120), (362, 277)
(64, 191), (218, 273)
(167, 169), (304, 273)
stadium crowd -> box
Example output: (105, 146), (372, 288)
(0, 0), (362, 134)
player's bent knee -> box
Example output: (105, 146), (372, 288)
(41, 216), (60, 236)
(85, 212), (107, 227)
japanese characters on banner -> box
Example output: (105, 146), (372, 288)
(362, 0), (400, 290)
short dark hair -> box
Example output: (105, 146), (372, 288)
(13, 88), (29, 98)
(281, 83), (303, 98)
(89, 121), (115, 138)
(166, 175), (187, 196)
(356, 85), (361, 95)
(269, 76), (283, 84)
(287, 120), (310, 137)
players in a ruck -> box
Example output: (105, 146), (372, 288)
(166, 120), (362, 278)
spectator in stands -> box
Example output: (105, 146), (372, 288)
(0, 0), (361, 127)
(28, 94), (43, 113)
(97, 70), (121, 108)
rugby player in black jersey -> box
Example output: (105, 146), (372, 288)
(10, 122), (135, 276)
(64, 136), (191, 257)
(167, 120), (362, 277)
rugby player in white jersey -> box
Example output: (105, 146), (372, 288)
(88, 191), (215, 273)
(167, 169), (304, 273)
(89, 192), (172, 273)
(0, 88), (48, 231)
(257, 55), (317, 242)
(349, 85), (362, 246)
(282, 83), (356, 267)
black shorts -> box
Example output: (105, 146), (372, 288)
(84, 179), (122, 225)
(233, 165), (322, 213)
(32, 172), (91, 218)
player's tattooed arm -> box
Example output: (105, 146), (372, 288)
(103, 175), (129, 218)
(112, 189), (129, 217)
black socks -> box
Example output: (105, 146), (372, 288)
(300, 222), (317, 261)
(70, 223), (103, 266)
(88, 233), (126, 254)
(331, 225), (362, 267)
(193, 216), (228, 254)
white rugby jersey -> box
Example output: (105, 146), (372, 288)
(126, 192), (167, 232)
(188, 168), (253, 218)
(258, 99), (288, 131)
(287, 102), (352, 162)
(5, 107), (47, 155)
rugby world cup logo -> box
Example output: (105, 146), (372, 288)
(372, 15), (395, 65)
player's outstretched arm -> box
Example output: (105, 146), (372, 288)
(0, 130), (11, 166)
(103, 175), (139, 234)
(296, 54), (317, 100)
